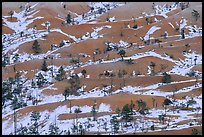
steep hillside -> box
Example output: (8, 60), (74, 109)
(2, 2), (202, 135)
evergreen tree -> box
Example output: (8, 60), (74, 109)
(115, 107), (121, 117)
(63, 87), (70, 101)
(161, 72), (171, 83)
(110, 116), (119, 134)
(81, 69), (87, 78)
(18, 124), (28, 135)
(191, 128), (200, 135)
(32, 40), (41, 54)
(8, 10), (14, 19)
(129, 100), (135, 115)
(91, 104), (97, 121)
(59, 41), (65, 47)
(121, 104), (131, 126)
(36, 72), (46, 88)
(55, 66), (66, 81)
(66, 13), (72, 24)
(48, 123), (62, 135)
(163, 98), (173, 115)
(181, 29), (185, 39)
(29, 111), (41, 135)
(13, 53), (19, 63)
(136, 99), (148, 115)
(118, 49), (126, 61)
(41, 59), (48, 72)
(133, 24), (138, 29)
(79, 124), (85, 135)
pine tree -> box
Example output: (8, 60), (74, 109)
(36, 72), (46, 88)
(163, 98), (173, 115)
(63, 87), (70, 101)
(32, 40), (41, 54)
(41, 59), (48, 72)
(129, 100), (135, 115)
(59, 41), (65, 47)
(29, 111), (41, 135)
(161, 72), (171, 83)
(13, 53), (19, 63)
(79, 124), (85, 135)
(66, 13), (72, 24)
(55, 66), (66, 81)
(81, 69), (87, 78)
(121, 104), (131, 126)
(118, 49), (126, 61)
(48, 123), (62, 135)
(110, 116), (119, 134)
(8, 10), (14, 19)
(115, 107), (121, 117)
(91, 104), (97, 121)
(181, 28), (185, 39)
(18, 124), (28, 135)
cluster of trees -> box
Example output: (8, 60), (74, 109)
(2, 72), (27, 109)
(12, 111), (63, 135)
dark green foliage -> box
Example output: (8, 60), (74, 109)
(118, 49), (126, 61)
(8, 10), (14, 18)
(161, 72), (171, 83)
(136, 99), (146, 111)
(150, 125), (155, 131)
(163, 98), (173, 106)
(48, 124), (62, 135)
(13, 53), (19, 63)
(29, 111), (41, 135)
(74, 107), (82, 113)
(115, 107), (121, 117)
(32, 40), (41, 54)
(79, 124), (85, 135)
(59, 41), (65, 47)
(63, 87), (70, 101)
(187, 98), (197, 108)
(55, 66), (66, 81)
(191, 128), (200, 135)
(66, 13), (72, 24)
(129, 100), (135, 114)
(18, 125), (28, 135)
(41, 59), (48, 72)
(91, 104), (97, 121)
(110, 116), (119, 134)
(186, 70), (195, 77)
(181, 29), (185, 39)
(133, 24), (138, 29)
(81, 69), (87, 78)
(36, 72), (46, 88)
(121, 104), (132, 125)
